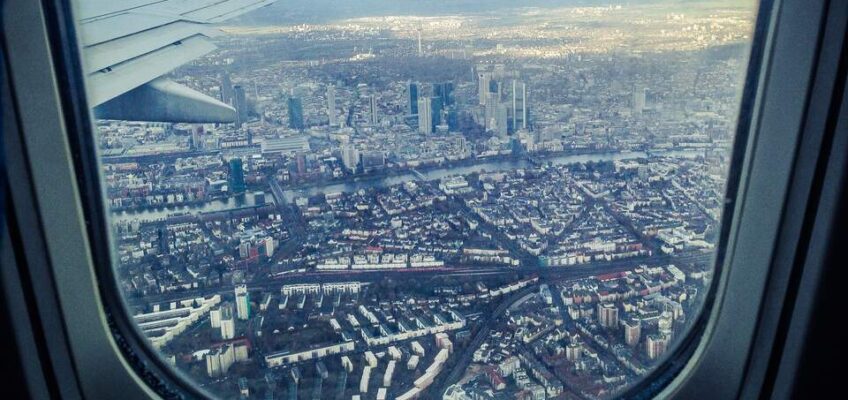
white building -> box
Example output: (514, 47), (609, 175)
(235, 284), (249, 320)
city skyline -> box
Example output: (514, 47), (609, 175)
(94, 1), (756, 399)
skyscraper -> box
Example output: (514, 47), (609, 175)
(220, 73), (233, 105)
(233, 85), (248, 128)
(407, 82), (419, 116)
(478, 72), (492, 105)
(434, 82), (454, 106)
(495, 103), (509, 138)
(327, 85), (337, 127)
(417, 29), (423, 57)
(368, 95), (379, 125)
(287, 97), (305, 130)
(511, 80), (528, 132)
(228, 158), (245, 194)
(430, 96), (443, 132)
(235, 284), (250, 320)
(633, 85), (646, 116)
(417, 97), (432, 134)
(485, 92), (501, 132)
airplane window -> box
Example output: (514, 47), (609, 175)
(68, 0), (759, 398)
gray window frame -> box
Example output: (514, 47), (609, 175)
(1, 0), (842, 398)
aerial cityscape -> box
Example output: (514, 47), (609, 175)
(95, 1), (756, 399)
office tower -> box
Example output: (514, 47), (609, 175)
(327, 85), (337, 126)
(446, 109), (458, 131)
(485, 92), (499, 129)
(624, 319), (641, 347)
(341, 144), (359, 172)
(368, 95), (378, 125)
(287, 97), (305, 130)
(430, 96), (443, 132)
(233, 85), (248, 128)
(407, 82), (419, 116)
(417, 29), (423, 56)
(434, 82), (454, 106)
(228, 158), (245, 194)
(633, 85), (646, 115)
(235, 284), (250, 320)
(478, 72), (492, 105)
(495, 103), (509, 138)
(220, 304), (235, 340)
(220, 73), (233, 104)
(512, 80), (527, 131)
(417, 97), (432, 133)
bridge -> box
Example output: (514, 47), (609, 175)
(410, 168), (427, 180)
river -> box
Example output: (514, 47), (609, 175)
(112, 149), (703, 223)
(277, 149), (702, 202)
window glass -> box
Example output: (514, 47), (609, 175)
(73, 0), (757, 398)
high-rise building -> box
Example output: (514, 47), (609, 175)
(192, 126), (203, 150)
(646, 334), (669, 360)
(287, 97), (305, 130)
(220, 304), (235, 340)
(417, 29), (423, 57)
(407, 82), (419, 116)
(478, 71), (492, 105)
(633, 85), (646, 116)
(434, 82), (454, 106)
(210, 306), (221, 328)
(233, 85), (248, 128)
(228, 158), (245, 194)
(235, 284), (250, 320)
(598, 303), (619, 329)
(220, 73), (233, 105)
(495, 103), (509, 138)
(623, 318), (641, 346)
(512, 80), (528, 132)
(485, 92), (499, 129)
(264, 238), (275, 257)
(417, 97), (432, 134)
(341, 144), (359, 172)
(327, 85), (337, 127)
(430, 96), (443, 132)
(658, 311), (673, 339)
(368, 95), (379, 125)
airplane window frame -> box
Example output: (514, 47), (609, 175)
(2, 0), (840, 398)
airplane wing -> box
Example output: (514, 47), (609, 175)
(76, 0), (276, 122)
